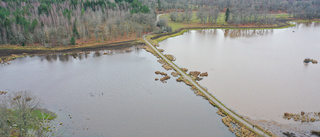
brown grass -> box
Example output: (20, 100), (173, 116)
(222, 116), (257, 137)
(283, 111), (320, 123)
(189, 71), (201, 77)
(200, 72), (208, 77)
(158, 49), (164, 52)
(162, 64), (172, 70)
(171, 72), (179, 77)
(157, 59), (166, 64)
(181, 68), (188, 72)
(164, 54), (176, 61)
(142, 46), (156, 55)
(217, 108), (226, 117)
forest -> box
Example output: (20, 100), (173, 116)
(0, 0), (319, 47)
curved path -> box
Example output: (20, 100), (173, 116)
(143, 16), (270, 136)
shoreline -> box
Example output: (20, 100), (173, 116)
(1, 17), (317, 58)
(147, 20), (320, 137)
(0, 40), (144, 58)
(151, 21), (296, 43)
(143, 34), (274, 137)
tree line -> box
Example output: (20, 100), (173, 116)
(0, 0), (156, 47)
(161, 0), (320, 25)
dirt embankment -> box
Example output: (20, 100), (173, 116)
(0, 40), (143, 58)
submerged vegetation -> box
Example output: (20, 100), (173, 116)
(283, 111), (320, 123)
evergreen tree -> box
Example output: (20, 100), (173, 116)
(73, 19), (80, 39)
(158, 0), (161, 11)
(70, 37), (76, 45)
(30, 19), (38, 32)
(225, 8), (230, 22)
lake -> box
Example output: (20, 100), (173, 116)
(159, 22), (320, 135)
(0, 46), (234, 137)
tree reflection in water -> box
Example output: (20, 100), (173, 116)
(40, 45), (144, 62)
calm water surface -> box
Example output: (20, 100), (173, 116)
(159, 23), (320, 125)
(0, 46), (234, 137)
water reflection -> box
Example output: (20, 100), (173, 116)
(291, 22), (320, 28)
(223, 29), (273, 38)
(40, 46), (144, 62)
(159, 23), (320, 126)
(0, 45), (235, 137)
(196, 22), (320, 38)
(58, 54), (69, 61)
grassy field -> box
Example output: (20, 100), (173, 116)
(164, 13), (297, 31)
(163, 13), (227, 31)
(152, 13), (312, 43)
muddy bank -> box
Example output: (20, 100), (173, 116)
(0, 40), (143, 58)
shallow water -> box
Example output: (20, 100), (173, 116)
(0, 46), (234, 137)
(159, 23), (320, 125)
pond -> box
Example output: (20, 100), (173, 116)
(159, 23), (320, 135)
(0, 46), (234, 137)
